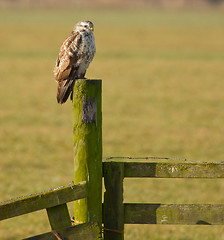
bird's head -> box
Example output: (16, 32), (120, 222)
(73, 20), (94, 33)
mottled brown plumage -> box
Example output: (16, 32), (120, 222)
(54, 20), (96, 104)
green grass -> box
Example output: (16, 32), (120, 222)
(0, 7), (224, 239)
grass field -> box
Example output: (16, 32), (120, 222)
(0, 7), (224, 239)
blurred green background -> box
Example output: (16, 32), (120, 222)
(0, 1), (224, 239)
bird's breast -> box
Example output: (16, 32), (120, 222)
(80, 33), (95, 56)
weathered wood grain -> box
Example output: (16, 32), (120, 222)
(0, 181), (86, 221)
(23, 222), (100, 240)
(124, 203), (224, 225)
(119, 162), (224, 178)
(46, 203), (72, 230)
(103, 162), (124, 240)
(73, 79), (102, 228)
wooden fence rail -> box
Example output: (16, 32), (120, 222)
(120, 162), (224, 178)
(0, 181), (86, 221)
(124, 203), (224, 225)
(24, 222), (100, 240)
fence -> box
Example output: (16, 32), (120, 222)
(103, 160), (224, 240)
(1, 79), (224, 239)
(0, 181), (100, 239)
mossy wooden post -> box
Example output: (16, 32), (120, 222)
(103, 162), (124, 240)
(73, 79), (102, 231)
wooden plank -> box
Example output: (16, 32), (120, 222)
(46, 203), (72, 230)
(23, 222), (100, 240)
(103, 162), (124, 240)
(120, 162), (224, 178)
(73, 79), (102, 230)
(124, 203), (224, 225)
(0, 181), (86, 221)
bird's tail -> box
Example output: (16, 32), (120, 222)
(57, 79), (75, 104)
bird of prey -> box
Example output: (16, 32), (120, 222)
(54, 20), (96, 104)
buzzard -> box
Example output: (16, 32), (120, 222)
(54, 20), (96, 104)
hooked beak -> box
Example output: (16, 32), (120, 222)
(90, 26), (94, 31)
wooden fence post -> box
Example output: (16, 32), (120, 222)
(73, 79), (102, 231)
(103, 162), (124, 240)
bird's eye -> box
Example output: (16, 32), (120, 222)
(84, 25), (88, 28)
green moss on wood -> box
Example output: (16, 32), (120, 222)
(0, 182), (86, 221)
(73, 79), (102, 228)
(119, 162), (224, 178)
(103, 162), (124, 240)
(46, 203), (72, 230)
(24, 222), (101, 240)
(124, 203), (224, 225)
